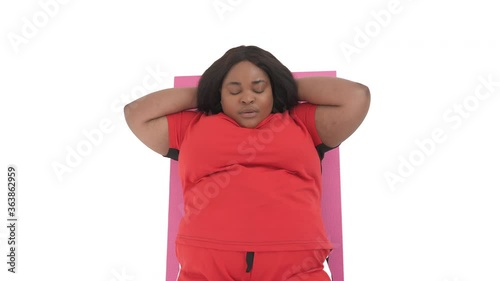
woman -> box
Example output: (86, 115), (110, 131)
(124, 45), (370, 281)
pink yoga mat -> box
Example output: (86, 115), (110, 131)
(166, 71), (343, 281)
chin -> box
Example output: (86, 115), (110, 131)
(239, 120), (259, 128)
(239, 123), (256, 128)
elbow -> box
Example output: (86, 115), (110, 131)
(123, 103), (131, 120)
(123, 104), (132, 127)
(354, 83), (371, 116)
(123, 102), (137, 117)
(356, 82), (371, 106)
(356, 82), (370, 98)
(123, 102), (137, 125)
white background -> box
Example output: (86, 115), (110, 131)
(1, 0), (499, 281)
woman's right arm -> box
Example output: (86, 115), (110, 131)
(124, 87), (197, 155)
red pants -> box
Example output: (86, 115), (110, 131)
(176, 244), (331, 281)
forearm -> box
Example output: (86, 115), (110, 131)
(124, 87), (197, 123)
(296, 77), (369, 106)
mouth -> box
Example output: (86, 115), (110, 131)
(239, 109), (258, 118)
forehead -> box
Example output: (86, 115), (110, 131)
(223, 61), (269, 83)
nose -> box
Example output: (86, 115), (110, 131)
(240, 91), (255, 104)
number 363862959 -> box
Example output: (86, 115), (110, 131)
(8, 166), (16, 213)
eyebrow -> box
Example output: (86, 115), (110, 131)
(225, 80), (266, 86)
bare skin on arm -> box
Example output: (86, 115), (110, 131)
(123, 87), (197, 155)
(296, 77), (371, 148)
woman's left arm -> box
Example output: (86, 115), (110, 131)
(296, 76), (371, 148)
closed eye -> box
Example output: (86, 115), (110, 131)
(252, 81), (267, 93)
(227, 84), (241, 95)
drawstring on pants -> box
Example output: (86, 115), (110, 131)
(245, 252), (254, 272)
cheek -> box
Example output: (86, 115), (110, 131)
(264, 92), (274, 109)
(221, 96), (236, 113)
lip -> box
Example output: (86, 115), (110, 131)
(239, 109), (258, 118)
(239, 111), (258, 118)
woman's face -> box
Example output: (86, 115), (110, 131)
(220, 61), (274, 128)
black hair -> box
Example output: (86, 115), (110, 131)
(197, 45), (299, 115)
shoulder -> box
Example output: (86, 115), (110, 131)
(288, 102), (317, 127)
(166, 109), (203, 125)
(289, 102), (317, 115)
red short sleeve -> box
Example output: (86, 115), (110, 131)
(166, 110), (199, 150)
(290, 102), (322, 146)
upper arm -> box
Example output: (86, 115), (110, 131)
(315, 87), (370, 148)
(125, 106), (170, 156)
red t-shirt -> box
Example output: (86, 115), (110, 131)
(166, 102), (334, 252)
